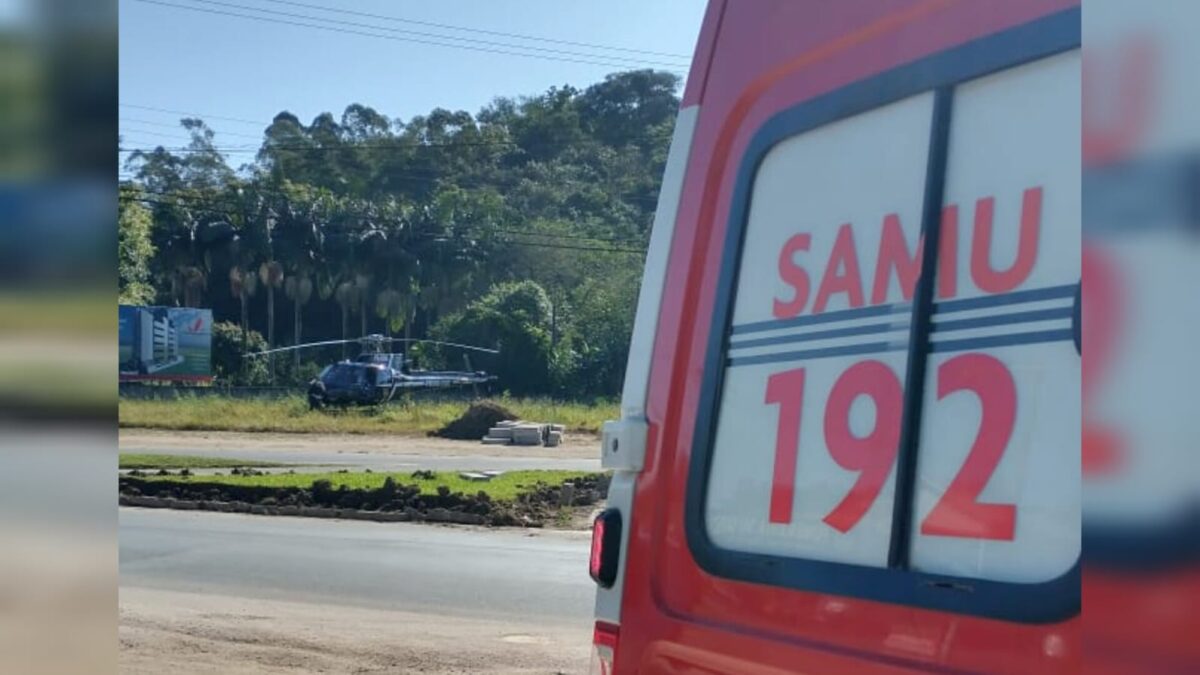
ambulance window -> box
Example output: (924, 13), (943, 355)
(703, 92), (934, 567)
(908, 51), (1080, 583)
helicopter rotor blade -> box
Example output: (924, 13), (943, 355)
(380, 338), (500, 354)
(244, 339), (357, 357)
(245, 337), (499, 357)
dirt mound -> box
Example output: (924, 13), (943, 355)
(432, 401), (516, 440)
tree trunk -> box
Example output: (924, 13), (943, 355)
(293, 298), (301, 371)
(403, 305), (412, 362)
(360, 294), (368, 337)
(550, 300), (558, 347)
(267, 286), (275, 383)
(240, 293), (249, 381)
(341, 304), (348, 359)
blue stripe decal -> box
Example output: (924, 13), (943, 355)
(727, 341), (904, 367)
(729, 320), (907, 351)
(731, 284), (1078, 337)
(726, 326), (1074, 367)
(731, 302), (911, 336)
(933, 284), (1076, 314)
(931, 306), (1073, 333)
(929, 329), (1075, 353)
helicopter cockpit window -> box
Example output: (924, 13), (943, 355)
(324, 364), (364, 387)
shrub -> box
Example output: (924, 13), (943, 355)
(211, 321), (269, 385)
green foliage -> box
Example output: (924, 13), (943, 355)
(560, 270), (641, 396)
(117, 193), (156, 305)
(271, 358), (323, 386)
(141, 469), (596, 503)
(118, 395), (618, 435)
(431, 281), (555, 395)
(120, 69), (681, 398)
(119, 454), (288, 469)
(211, 320), (268, 385)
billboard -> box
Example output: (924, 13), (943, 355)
(119, 305), (213, 382)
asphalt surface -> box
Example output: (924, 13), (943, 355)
(119, 507), (595, 623)
(118, 446), (601, 472)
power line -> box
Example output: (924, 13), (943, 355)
(252, 0), (690, 59)
(116, 130), (672, 153)
(120, 167), (664, 207)
(119, 139), (259, 155)
(133, 0), (687, 72)
(117, 107), (674, 153)
(185, 0), (690, 68)
(121, 117), (266, 140)
(123, 186), (650, 247)
(121, 103), (266, 127)
(120, 129), (192, 140)
(120, 169), (663, 208)
(122, 186), (651, 245)
(122, 192), (647, 254)
(121, 139), (520, 152)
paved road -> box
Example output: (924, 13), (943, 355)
(119, 507), (594, 621)
(119, 508), (597, 672)
(119, 445), (602, 472)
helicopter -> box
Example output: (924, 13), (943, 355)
(247, 335), (498, 409)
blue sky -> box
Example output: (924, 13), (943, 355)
(119, 0), (707, 168)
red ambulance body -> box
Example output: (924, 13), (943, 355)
(590, 1), (1081, 672)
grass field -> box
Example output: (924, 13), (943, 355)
(118, 396), (617, 435)
(136, 469), (594, 501)
(119, 454), (291, 469)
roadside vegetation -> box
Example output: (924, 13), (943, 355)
(119, 70), (681, 398)
(134, 469), (592, 502)
(118, 396), (616, 435)
(121, 469), (608, 527)
(119, 454), (290, 470)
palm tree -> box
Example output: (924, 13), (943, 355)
(334, 279), (359, 358)
(283, 273), (313, 370)
(228, 265), (258, 358)
(272, 197), (324, 372)
(258, 260), (284, 380)
(149, 202), (206, 308)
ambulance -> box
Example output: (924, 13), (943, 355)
(589, 1), (1081, 672)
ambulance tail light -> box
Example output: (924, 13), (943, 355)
(589, 620), (620, 675)
(589, 508), (622, 588)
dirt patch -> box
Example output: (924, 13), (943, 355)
(431, 400), (517, 440)
(119, 473), (609, 528)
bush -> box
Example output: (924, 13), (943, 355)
(211, 321), (269, 385)
(430, 281), (555, 395)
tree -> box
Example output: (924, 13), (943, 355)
(273, 194), (323, 368)
(228, 264), (258, 359)
(259, 259), (284, 379)
(124, 118), (235, 193)
(118, 191), (156, 305)
(560, 270), (640, 397)
(430, 281), (556, 395)
(577, 70), (681, 147)
(128, 69), (683, 398)
(211, 321), (267, 385)
(152, 203), (207, 308)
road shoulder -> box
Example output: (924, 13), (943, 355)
(119, 427), (600, 459)
(120, 586), (591, 675)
